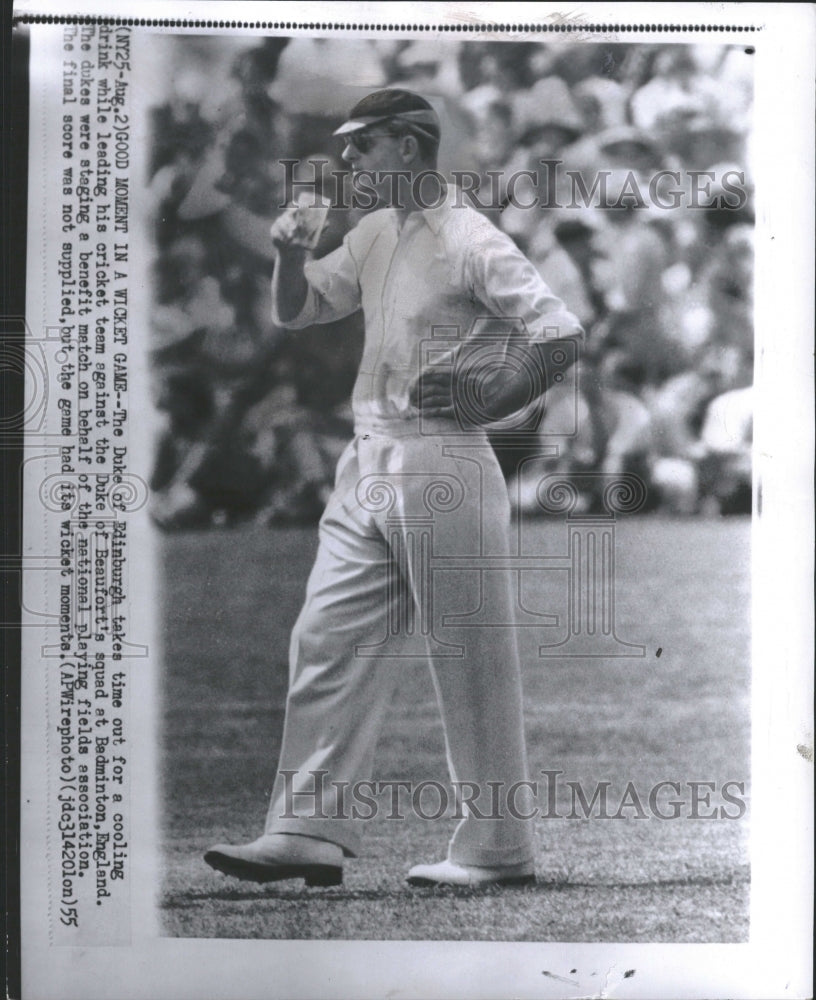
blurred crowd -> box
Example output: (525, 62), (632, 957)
(148, 38), (753, 529)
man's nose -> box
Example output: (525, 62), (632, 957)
(341, 142), (358, 164)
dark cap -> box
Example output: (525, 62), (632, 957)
(333, 88), (441, 138)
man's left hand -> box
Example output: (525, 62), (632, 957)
(408, 368), (458, 418)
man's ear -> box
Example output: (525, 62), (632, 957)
(399, 133), (420, 164)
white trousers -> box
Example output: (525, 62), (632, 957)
(265, 429), (535, 866)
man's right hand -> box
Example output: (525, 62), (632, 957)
(271, 197), (330, 253)
(270, 211), (310, 323)
(270, 211), (310, 253)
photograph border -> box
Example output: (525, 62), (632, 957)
(8, 3), (814, 999)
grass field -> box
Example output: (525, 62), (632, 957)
(158, 515), (750, 941)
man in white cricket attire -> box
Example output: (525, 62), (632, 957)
(205, 90), (583, 887)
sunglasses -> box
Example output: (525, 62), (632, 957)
(341, 131), (398, 154)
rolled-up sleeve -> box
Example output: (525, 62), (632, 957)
(467, 226), (585, 343)
(271, 238), (362, 329)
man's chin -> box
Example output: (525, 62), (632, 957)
(351, 174), (396, 209)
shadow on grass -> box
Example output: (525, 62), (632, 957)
(164, 864), (749, 907)
(165, 885), (539, 906)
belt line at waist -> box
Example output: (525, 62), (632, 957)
(353, 416), (490, 440)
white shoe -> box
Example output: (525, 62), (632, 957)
(204, 833), (343, 886)
(406, 858), (535, 887)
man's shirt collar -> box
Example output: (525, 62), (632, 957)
(422, 184), (458, 234)
(383, 184), (458, 236)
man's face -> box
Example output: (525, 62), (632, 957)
(340, 126), (413, 207)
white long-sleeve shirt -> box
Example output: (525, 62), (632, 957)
(273, 189), (583, 434)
